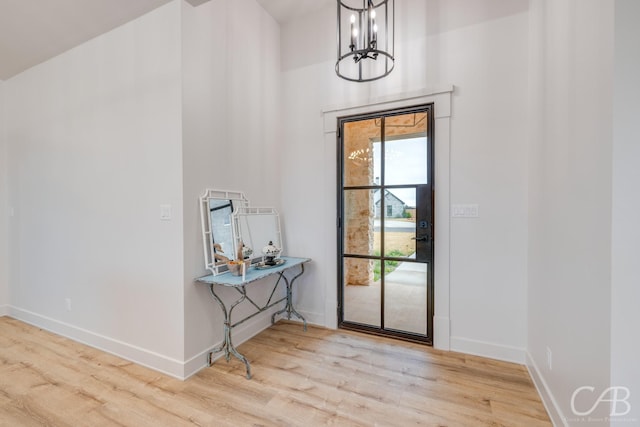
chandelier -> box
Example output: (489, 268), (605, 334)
(335, 0), (395, 82)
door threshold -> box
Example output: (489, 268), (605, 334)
(339, 322), (432, 346)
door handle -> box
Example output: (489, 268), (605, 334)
(412, 235), (429, 242)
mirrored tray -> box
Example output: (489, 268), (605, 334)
(254, 258), (286, 270)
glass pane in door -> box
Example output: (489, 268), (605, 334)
(384, 261), (428, 335)
(343, 257), (381, 327)
(384, 112), (428, 186)
(385, 136), (428, 185)
(343, 119), (381, 187)
(344, 189), (379, 256)
(382, 187), (416, 258)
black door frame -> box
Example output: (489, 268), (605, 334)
(337, 103), (434, 344)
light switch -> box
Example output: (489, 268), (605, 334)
(451, 204), (479, 218)
(160, 204), (172, 221)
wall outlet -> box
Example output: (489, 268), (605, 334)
(65, 298), (72, 312)
(160, 204), (172, 221)
(546, 347), (552, 370)
(451, 204), (479, 218)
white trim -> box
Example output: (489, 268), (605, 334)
(324, 127), (338, 329)
(9, 306), (186, 379)
(322, 87), (453, 350)
(183, 305), (293, 379)
(433, 315), (450, 349)
(450, 336), (526, 364)
(526, 351), (567, 427)
(0, 304), (8, 316)
(9, 304), (288, 380)
(323, 127), (339, 330)
(182, 346), (213, 380)
(294, 309), (325, 329)
(321, 85), (454, 114)
(433, 101), (452, 351)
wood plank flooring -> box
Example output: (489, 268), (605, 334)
(0, 317), (551, 426)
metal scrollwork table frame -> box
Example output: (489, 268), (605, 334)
(196, 256), (310, 379)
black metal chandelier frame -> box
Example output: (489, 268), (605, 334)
(336, 0), (395, 83)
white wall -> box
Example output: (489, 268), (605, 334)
(4, 1), (186, 375)
(181, 0), (283, 375)
(280, 0), (530, 362)
(611, 0), (640, 424)
(527, 1), (615, 425)
(431, 1), (529, 361)
(181, 0), (230, 373)
(0, 80), (7, 314)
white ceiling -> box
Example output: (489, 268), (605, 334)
(0, 0), (325, 81)
(256, 0), (334, 25)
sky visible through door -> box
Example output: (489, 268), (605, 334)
(372, 136), (427, 207)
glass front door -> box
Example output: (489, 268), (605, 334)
(338, 105), (434, 343)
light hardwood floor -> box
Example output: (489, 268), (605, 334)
(0, 317), (551, 426)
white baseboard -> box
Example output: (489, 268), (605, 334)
(8, 306), (186, 380)
(8, 304), (308, 381)
(183, 306), (304, 379)
(450, 336), (526, 364)
(183, 312), (275, 379)
(183, 346), (214, 380)
(293, 308), (325, 328)
(526, 351), (567, 427)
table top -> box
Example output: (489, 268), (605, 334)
(196, 256), (311, 287)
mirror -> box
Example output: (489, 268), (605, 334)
(199, 189), (249, 275)
(232, 207), (283, 264)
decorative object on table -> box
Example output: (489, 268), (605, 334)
(226, 259), (250, 277)
(223, 241), (250, 279)
(200, 189), (283, 275)
(255, 258), (286, 269)
(262, 241), (281, 266)
(231, 206), (283, 265)
(241, 244), (253, 260)
(212, 243), (230, 263)
(336, 0), (395, 82)
(199, 189), (250, 276)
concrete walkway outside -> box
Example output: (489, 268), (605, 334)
(344, 258), (428, 335)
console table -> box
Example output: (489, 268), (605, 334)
(196, 256), (310, 379)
